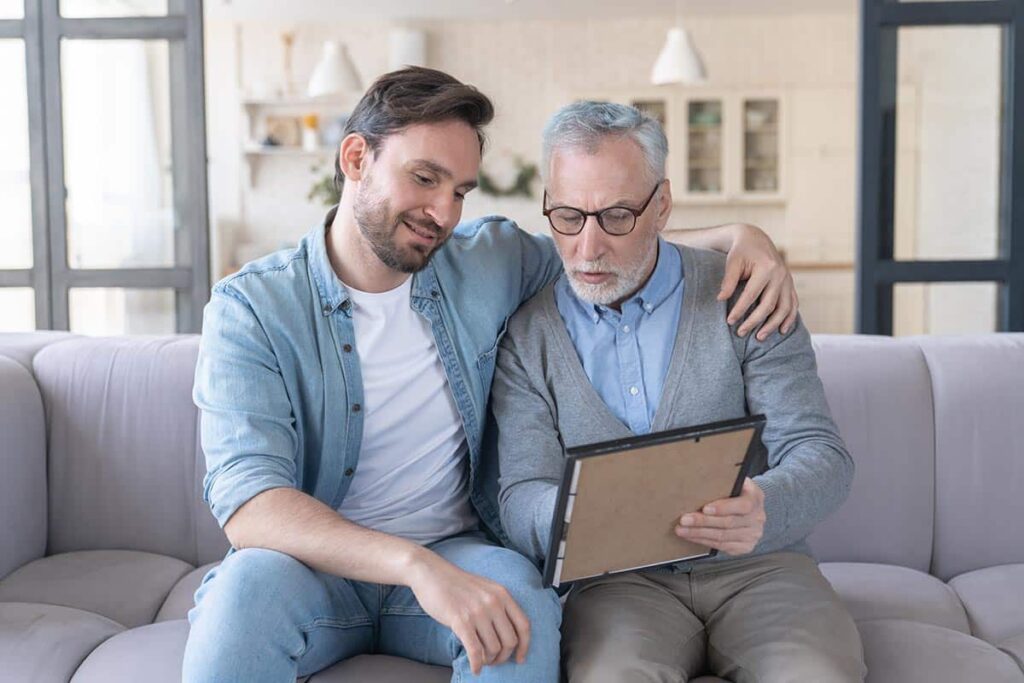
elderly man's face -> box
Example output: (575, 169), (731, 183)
(545, 136), (672, 309)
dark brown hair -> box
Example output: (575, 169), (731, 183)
(334, 66), (495, 193)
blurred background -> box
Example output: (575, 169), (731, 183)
(1, 0), (1020, 336)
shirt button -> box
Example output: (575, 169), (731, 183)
(645, 304), (653, 312)
(342, 344), (352, 353)
(629, 386), (639, 396)
(622, 325), (631, 333)
(345, 467), (354, 476)
(322, 305), (331, 314)
(352, 403), (361, 412)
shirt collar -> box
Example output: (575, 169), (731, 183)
(634, 238), (682, 316)
(308, 206), (442, 318)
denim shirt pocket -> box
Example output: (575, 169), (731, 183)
(475, 315), (510, 395)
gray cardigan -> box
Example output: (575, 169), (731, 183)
(491, 244), (854, 570)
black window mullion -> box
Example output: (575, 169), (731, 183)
(0, 271), (32, 287)
(167, 0), (209, 334)
(57, 16), (185, 40)
(1007, 8), (1024, 330)
(39, 0), (69, 329)
(21, 0), (52, 329)
(859, 0), (1024, 333)
(858, 2), (898, 334)
(0, 20), (21, 38)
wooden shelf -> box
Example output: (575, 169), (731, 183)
(244, 144), (333, 157)
(242, 95), (351, 108)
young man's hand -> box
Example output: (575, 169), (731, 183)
(674, 477), (766, 556)
(408, 553), (531, 675)
(716, 223), (799, 341)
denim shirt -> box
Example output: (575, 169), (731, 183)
(193, 209), (561, 543)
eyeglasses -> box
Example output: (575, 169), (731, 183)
(542, 181), (663, 236)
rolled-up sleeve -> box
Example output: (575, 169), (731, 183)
(193, 287), (299, 528)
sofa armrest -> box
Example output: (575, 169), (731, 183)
(0, 355), (47, 579)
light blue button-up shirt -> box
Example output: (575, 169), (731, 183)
(554, 238), (684, 434)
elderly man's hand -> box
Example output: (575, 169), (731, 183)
(675, 478), (766, 556)
(717, 223), (798, 341)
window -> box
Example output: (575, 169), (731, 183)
(0, 0), (209, 334)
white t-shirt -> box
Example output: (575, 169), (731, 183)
(337, 276), (477, 544)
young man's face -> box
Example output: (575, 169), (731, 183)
(353, 119), (482, 273)
(546, 136), (671, 307)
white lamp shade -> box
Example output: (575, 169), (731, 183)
(650, 27), (707, 85)
(389, 28), (427, 70)
(307, 41), (362, 98)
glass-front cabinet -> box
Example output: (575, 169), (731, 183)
(679, 91), (784, 203)
(742, 99), (780, 194)
(686, 100), (724, 195)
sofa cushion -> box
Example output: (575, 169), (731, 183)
(916, 334), (1024, 581)
(155, 562), (218, 622)
(950, 564), (1024, 645)
(857, 619), (1024, 682)
(819, 562), (970, 633)
(70, 619), (188, 683)
(0, 355), (47, 581)
(0, 602), (122, 682)
(808, 336), (935, 571)
(67, 620), (456, 683)
(32, 336), (230, 567)
(0, 550), (192, 629)
(1001, 633), (1024, 673)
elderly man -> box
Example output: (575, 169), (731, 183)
(492, 100), (866, 682)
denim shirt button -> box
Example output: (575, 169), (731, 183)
(322, 305), (331, 314)
(342, 344), (352, 353)
(344, 467), (354, 476)
(352, 403), (361, 412)
(431, 290), (439, 297)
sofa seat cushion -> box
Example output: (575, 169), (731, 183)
(858, 619), (1024, 682)
(0, 602), (123, 682)
(0, 550), (193, 628)
(1001, 634), (1024, 673)
(950, 564), (1024, 646)
(70, 619), (188, 682)
(155, 562), (218, 622)
(819, 562), (970, 633)
(67, 620), (455, 683)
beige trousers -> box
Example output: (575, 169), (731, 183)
(562, 552), (866, 683)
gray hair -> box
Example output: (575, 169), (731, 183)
(541, 100), (669, 184)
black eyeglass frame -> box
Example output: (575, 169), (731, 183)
(542, 181), (664, 236)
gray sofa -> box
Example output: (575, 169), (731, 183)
(1, 331), (1022, 682)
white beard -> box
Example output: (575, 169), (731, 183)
(563, 237), (659, 307)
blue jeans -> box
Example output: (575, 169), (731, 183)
(181, 532), (562, 682)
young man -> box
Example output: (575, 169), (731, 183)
(493, 101), (865, 682)
(184, 68), (798, 682)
